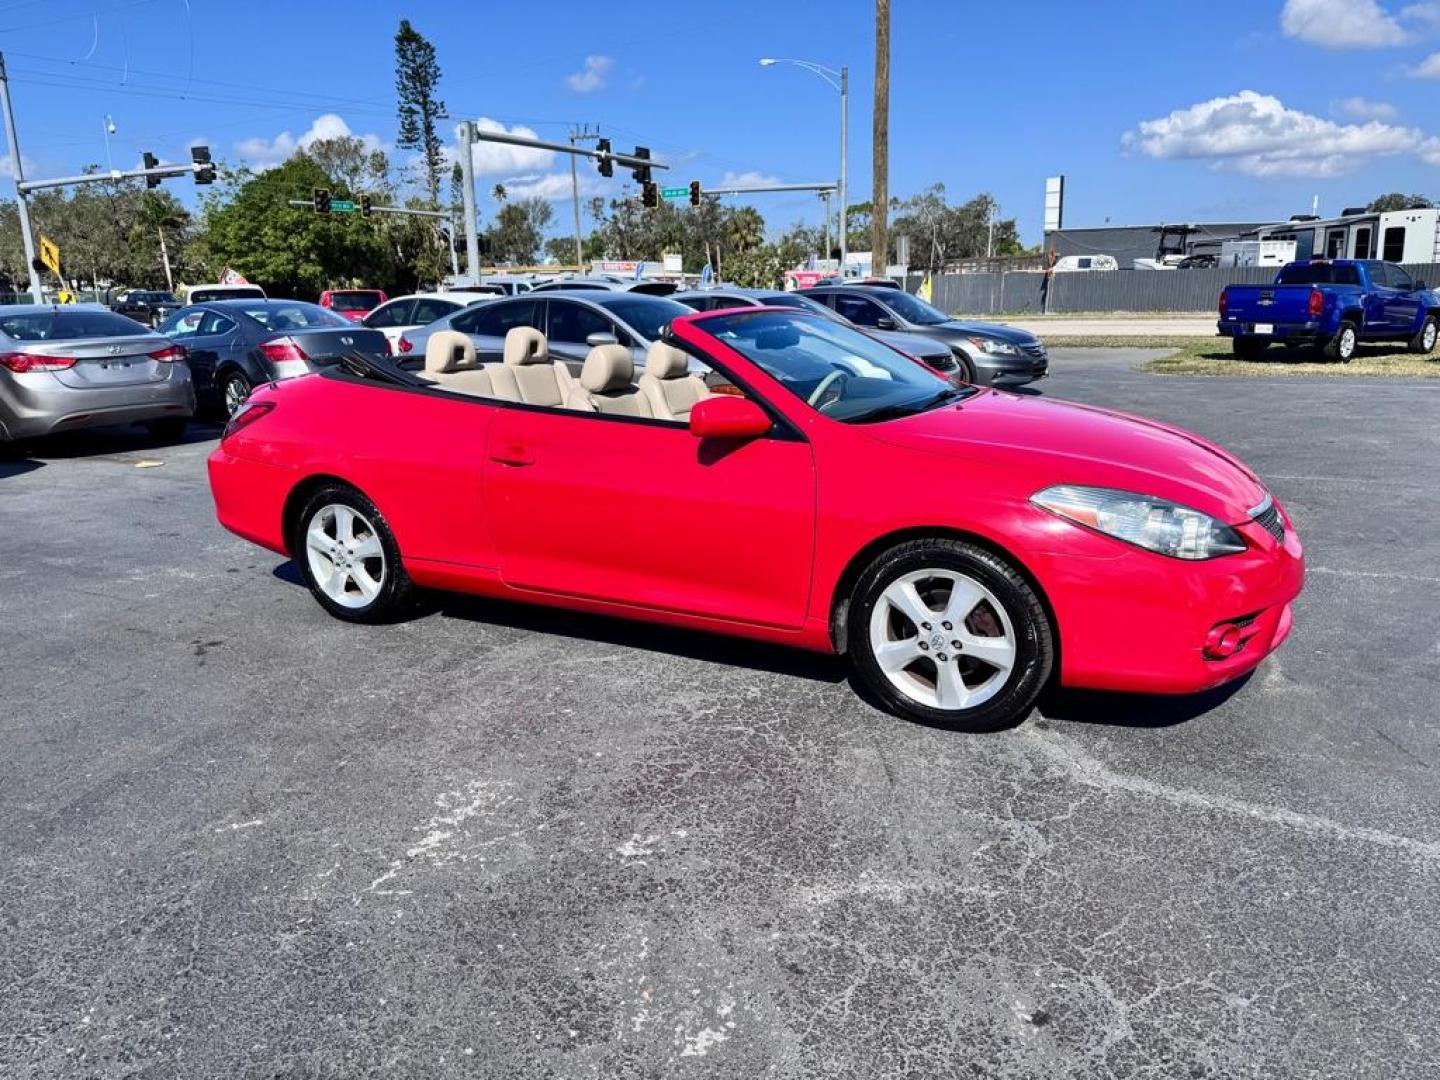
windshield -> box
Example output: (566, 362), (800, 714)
(327, 291), (383, 311)
(1275, 263), (1360, 285)
(132, 292), (178, 304)
(239, 302), (351, 331)
(605, 297), (694, 343)
(1, 309), (152, 341)
(698, 310), (973, 423)
(877, 290), (950, 325)
(763, 293), (848, 323)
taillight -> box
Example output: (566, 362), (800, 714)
(1218, 288), (1228, 317)
(398, 336), (413, 354)
(148, 344), (186, 363)
(221, 399), (274, 442)
(258, 336), (309, 364)
(0, 351), (77, 373)
(1307, 289), (1324, 317)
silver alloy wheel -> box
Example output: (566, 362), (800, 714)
(1339, 326), (1356, 360)
(868, 568), (1017, 711)
(305, 503), (386, 610)
(223, 375), (250, 417)
(1425, 322), (1437, 350)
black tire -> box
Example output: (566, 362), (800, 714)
(1322, 320), (1357, 363)
(292, 484), (414, 624)
(846, 538), (1054, 731)
(143, 416), (187, 441)
(951, 352), (977, 384)
(219, 369), (252, 418)
(1409, 316), (1438, 355)
(1232, 337), (1268, 361)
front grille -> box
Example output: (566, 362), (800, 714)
(1022, 342), (1047, 358)
(1253, 502), (1285, 542)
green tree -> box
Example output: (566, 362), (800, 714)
(1368, 193), (1432, 212)
(304, 136), (391, 195)
(485, 197), (553, 264)
(394, 19), (446, 205)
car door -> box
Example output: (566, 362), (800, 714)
(832, 293), (890, 329)
(483, 387), (817, 629)
(365, 298), (416, 348)
(544, 298), (628, 374)
(162, 308), (214, 393)
(1381, 263), (1423, 333)
(199, 311), (251, 382)
(1361, 263), (1399, 333)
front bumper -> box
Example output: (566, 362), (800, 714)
(1038, 502), (1305, 694)
(0, 364), (195, 441)
(976, 349), (1049, 384)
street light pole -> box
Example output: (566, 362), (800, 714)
(760, 57), (848, 275)
(457, 120), (480, 279)
(0, 53), (42, 300)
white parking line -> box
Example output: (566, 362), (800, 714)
(1307, 566), (1440, 585)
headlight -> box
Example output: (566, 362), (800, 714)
(964, 335), (1020, 356)
(1031, 485), (1247, 560)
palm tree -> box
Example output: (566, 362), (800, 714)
(872, 0), (890, 267)
(491, 184), (508, 202)
(725, 206), (764, 253)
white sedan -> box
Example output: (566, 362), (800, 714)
(361, 293), (488, 350)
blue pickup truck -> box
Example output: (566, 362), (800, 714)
(1218, 259), (1440, 362)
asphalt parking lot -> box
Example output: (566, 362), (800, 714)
(3, 348), (1439, 1079)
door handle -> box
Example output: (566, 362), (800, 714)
(490, 443), (535, 467)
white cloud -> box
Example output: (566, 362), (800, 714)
(1412, 49), (1440, 74)
(1281, 0), (1408, 48)
(0, 152), (37, 179)
(1403, 1), (1440, 27)
(1123, 90), (1424, 177)
(235, 113), (384, 171)
(565, 54), (613, 93)
(719, 170), (783, 188)
(453, 118), (557, 175)
(498, 172), (585, 201)
(1335, 95), (1399, 119)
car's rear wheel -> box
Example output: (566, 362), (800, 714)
(220, 370), (252, 418)
(1409, 316), (1438, 354)
(1323, 320), (1357, 363)
(1232, 337), (1268, 360)
(294, 485), (413, 623)
(847, 538), (1053, 730)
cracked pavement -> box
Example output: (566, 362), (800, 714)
(2, 349), (1438, 1078)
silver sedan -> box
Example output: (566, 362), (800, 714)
(0, 305), (195, 442)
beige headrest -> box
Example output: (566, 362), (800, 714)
(645, 341), (690, 380)
(503, 326), (549, 366)
(425, 330), (475, 374)
(581, 344), (634, 392)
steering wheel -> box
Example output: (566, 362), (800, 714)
(807, 370), (850, 412)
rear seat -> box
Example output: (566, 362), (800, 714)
(564, 344), (653, 417)
(495, 327), (573, 405)
(422, 331), (496, 397)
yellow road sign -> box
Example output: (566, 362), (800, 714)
(38, 235), (61, 276)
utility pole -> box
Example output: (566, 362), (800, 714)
(0, 53), (42, 300)
(457, 120), (480, 279)
(838, 65), (848, 274)
(158, 226), (174, 292)
(871, 0), (891, 278)
(568, 124), (599, 268)
(821, 190), (832, 265)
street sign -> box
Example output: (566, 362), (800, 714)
(38, 235), (60, 276)
(660, 186), (688, 200)
(329, 199), (357, 213)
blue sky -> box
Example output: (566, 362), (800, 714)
(4, 0), (1440, 245)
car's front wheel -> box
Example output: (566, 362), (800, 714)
(294, 485), (414, 623)
(847, 538), (1054, 730)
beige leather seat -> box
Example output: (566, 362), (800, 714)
(565, 344), (653, 418)
(422, 330), (496, 397)
(496, 326), (573, 406)
(639, 341), (710, 422)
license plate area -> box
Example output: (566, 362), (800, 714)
(1253, 323), (1274, 335)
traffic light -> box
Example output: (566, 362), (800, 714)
(360, 193), (373, 217)
(631, 146), (651, 185)
(689, 180), (701, 207)
(314, 188), (332, 214)
(641, 182), (659, 210)
(595, 137), (613, 178)
(142, 152), (161, 189)
(191, 144), (214, 185)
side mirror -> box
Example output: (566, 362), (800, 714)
(1415, 280), (1429, 291)
(874, 316), (897, 330)
(585, 331), (619, 347)
(689, 395), (772, 440)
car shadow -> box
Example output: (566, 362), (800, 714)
(1034, 674), (1252, 729)
(0, 454), (45, 480)
(7, 421), (223, 460)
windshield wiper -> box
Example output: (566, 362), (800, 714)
(854, 386), (970, 424)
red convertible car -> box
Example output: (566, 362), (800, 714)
(208, 309), (1304, 729)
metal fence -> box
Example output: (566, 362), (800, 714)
(907, 263), (1440, 315)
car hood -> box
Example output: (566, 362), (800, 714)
(930, 321), (1039, 345)
(874, 328), (951, 359)
(868, 390), (1268, 521)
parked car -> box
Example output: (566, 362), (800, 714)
(363, 292), (484, 350)
(318, 288), (388, 322)
(800, 284), (1049, 385)
(399, 291), (703, 373)
(673, 287), (962, 378)
(161, 299), (389, 416)
(110, 289), (183, 327)
(0, 304), (193, 441)
(209, 307), (1304, 730)
(184, 283), (267, 304)
(1218, 259), (1440, 361)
